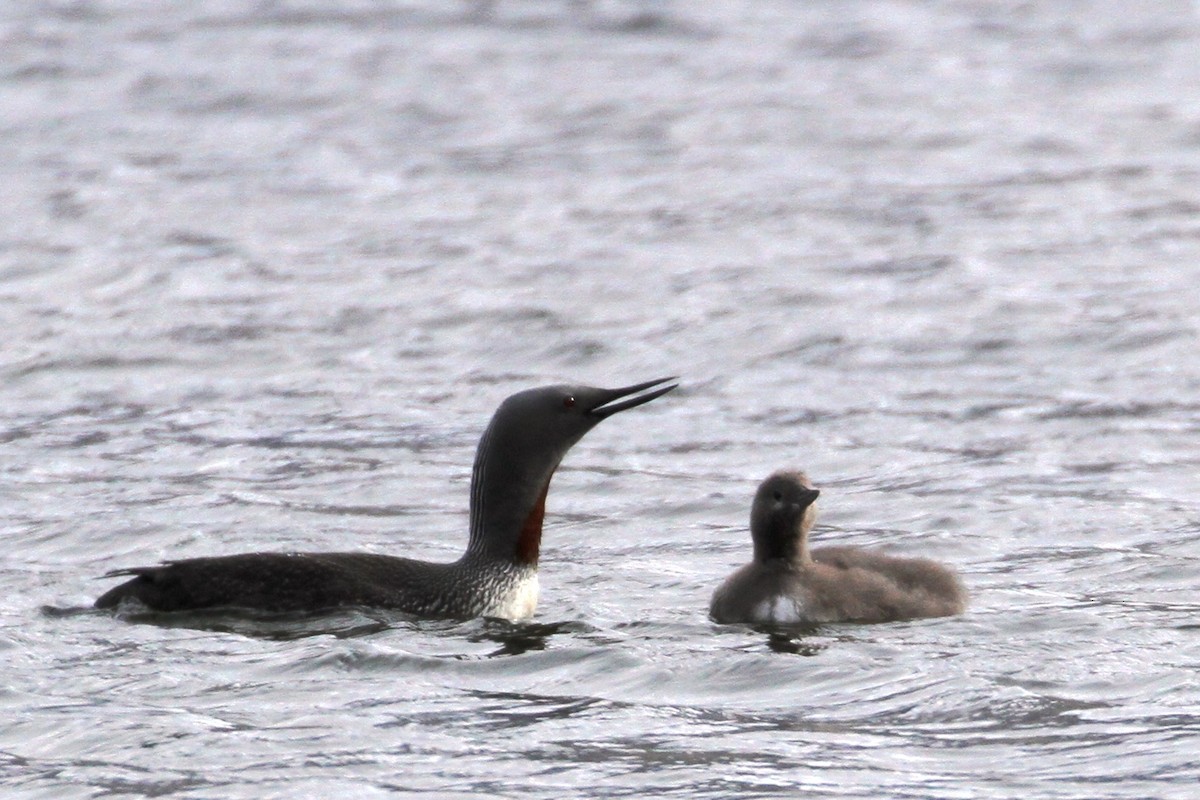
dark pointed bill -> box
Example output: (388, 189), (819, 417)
(588, 376), (679, 419)
(799, 488), (820, 506)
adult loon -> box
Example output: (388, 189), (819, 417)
(709, 470), (966, 625)
(95, 378), (677, 620)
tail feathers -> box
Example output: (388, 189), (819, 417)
(94, 566), (168, 610)
(98, 567), (151, 580)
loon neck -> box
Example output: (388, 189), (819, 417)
(753, 520), (811, 564)
(514, 480), (550, 565)
(465, 422), (560, 567)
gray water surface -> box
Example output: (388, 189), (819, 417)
(4, 1), (1200, 797)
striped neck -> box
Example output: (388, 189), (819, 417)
(465, 418), (561, 566)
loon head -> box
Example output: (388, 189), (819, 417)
(467, 377), (678, 564)
(492, 377), (678, 457)
(749, 470), (820, 563)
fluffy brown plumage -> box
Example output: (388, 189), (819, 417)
(710, 471), (966, 625)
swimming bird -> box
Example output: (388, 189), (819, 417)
(95, 377), (677, 620)
(709, 471), (965, 625)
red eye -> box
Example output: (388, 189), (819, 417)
(563, 396), (576, 409)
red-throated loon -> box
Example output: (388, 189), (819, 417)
(709, 470), (966, 625)
(95, 377), (678, 620)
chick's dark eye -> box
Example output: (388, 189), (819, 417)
(772, 490), (783, 501)
(563, 396), (576, 409)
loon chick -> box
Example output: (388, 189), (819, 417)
(95, 377), (678, 621)
(709, 471), (965, 625)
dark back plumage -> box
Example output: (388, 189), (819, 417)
(94, 378), (677, 620)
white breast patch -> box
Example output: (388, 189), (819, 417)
(752, 595), (803, 624)
(488, 574), (540, 622)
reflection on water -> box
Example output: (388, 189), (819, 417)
(468, 619), (592, 658)
(45, 604), (401, 640)
(48, 602), (588, 655)
(762, 630), (825, 657)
